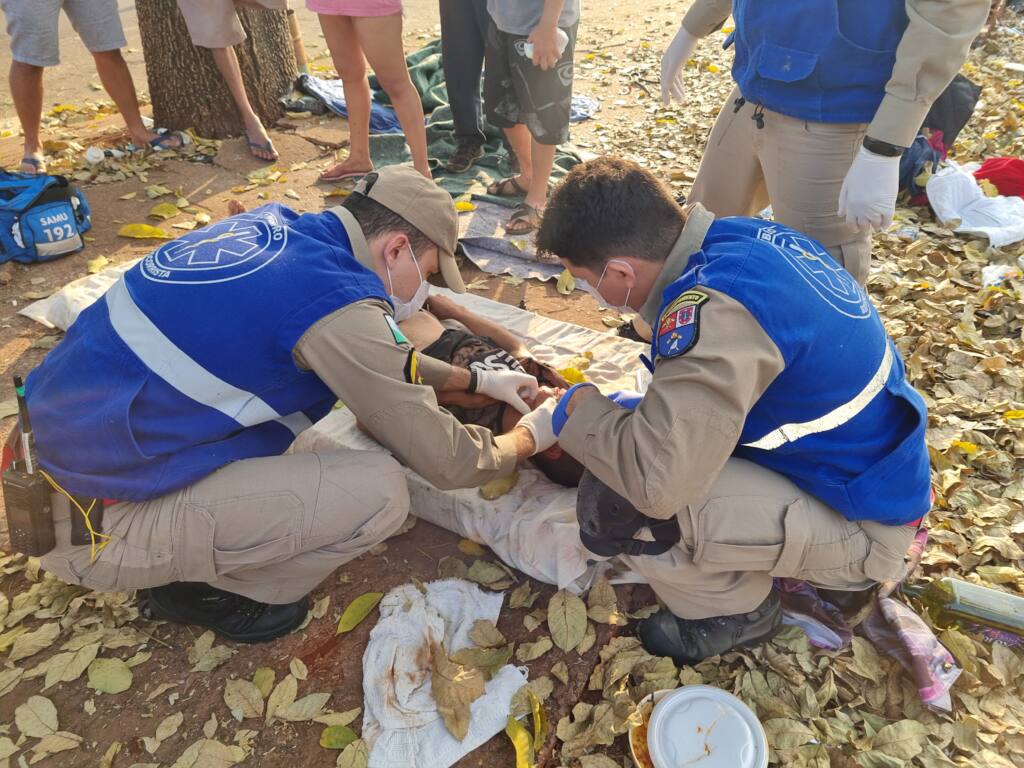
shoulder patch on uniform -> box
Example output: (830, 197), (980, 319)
(657, 289), (709, 359)
(384, 313), (409, 346)
(404, 350), (423, 385)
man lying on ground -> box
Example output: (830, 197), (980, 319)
(400, 293), (585, 487)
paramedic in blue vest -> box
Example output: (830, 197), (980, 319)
(535, 157), (931, 664)
(25, 165), (557, 644)
(660, 0), (989, 285)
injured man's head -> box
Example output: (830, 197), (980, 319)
(400, 301), (585, 487)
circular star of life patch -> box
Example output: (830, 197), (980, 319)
(141, 210), (288, 284)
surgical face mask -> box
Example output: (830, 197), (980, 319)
(591, 259), (634, 314)
(387, 244), (429, 322)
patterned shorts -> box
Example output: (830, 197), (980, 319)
(483, 20), (577, 146)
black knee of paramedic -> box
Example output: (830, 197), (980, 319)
(576, 470), (681, 557)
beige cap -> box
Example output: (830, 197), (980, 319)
(352, 165), (465, 293)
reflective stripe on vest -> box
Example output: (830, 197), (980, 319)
(106, 278), (312, 437)
(742, 342), (894, 451)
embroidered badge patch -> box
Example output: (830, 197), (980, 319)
(657, 289), (709, 359)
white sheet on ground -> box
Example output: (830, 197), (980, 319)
(19, 259), (137, 329)
(926, 162), (1024, 248)
(361, 579), (528, 768)
(292, 288), (649, 591)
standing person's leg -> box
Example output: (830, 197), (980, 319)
(687, 86), (770, 216)
(175, 0), (278, 161)
(354, 13), (431, 178)
(757, 111), (872, 284)
(317, 12), (374, 181)
(618, 458), (913, 663)
(483, 21), (534, 194)
(3, 0), (61, 173)
(65, 0), (181, 150)
(439, 0), (487, 172)
(41, 449), (410, 641)
(91, 51), (179, 148)
(9, 63), (45, 173)
(485, 24), (577, 233)
(209, 47), (278, 161)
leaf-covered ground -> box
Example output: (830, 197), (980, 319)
(0, 3), (1023, 767)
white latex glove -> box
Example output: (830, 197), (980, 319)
(474, 369), (539, 415)
(838, 146), (901, 232)
(661, 27), (699, 104)
(517, 399), (558, 455)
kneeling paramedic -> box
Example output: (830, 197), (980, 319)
(24, 165), (558, 643)
(536, 157), (931, 664)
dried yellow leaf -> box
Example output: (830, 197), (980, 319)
(118, 223), (172, 240)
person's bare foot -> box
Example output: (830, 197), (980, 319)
(227, 200), (247, 216)
(244, 119), (278, 162)
(319, 156), (373, 183)
(130, 128), (184, 151)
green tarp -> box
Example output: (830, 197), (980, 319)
(366, 40), (582, 206)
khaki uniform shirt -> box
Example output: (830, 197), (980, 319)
(292, 209), (518, 489)
(682, 0), (990, 147)
(557, 205), (786, 520)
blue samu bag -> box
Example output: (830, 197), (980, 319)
(0, 171), (91, 264)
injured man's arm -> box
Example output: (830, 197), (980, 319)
(400, 295), (584, 487)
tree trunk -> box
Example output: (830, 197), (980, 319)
(135, 0), (296, 138)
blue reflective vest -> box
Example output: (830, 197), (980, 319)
(26, 205), (389, 501)
(651, 218), (930, 525)
(730, 0), (909, 124)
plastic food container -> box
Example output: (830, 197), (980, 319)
(628, 686), (768, 768)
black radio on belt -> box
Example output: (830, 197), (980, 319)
(2, 375), (55, 556)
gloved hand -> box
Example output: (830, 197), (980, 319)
(661, 26), (699, 104)
(517, 399), (558, 455)
(473, 368), (539, 414)
(552, 382), (596, 436)
(838, 146), (901, 232)
(609, 390), (644, 410)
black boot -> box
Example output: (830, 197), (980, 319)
(445, 140), (485, 173)
(139, 582), (308, 644)
(817, 585), (877, 616)
(639, 590), (782, 665)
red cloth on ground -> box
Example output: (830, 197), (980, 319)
(974, 157), (1024, 197)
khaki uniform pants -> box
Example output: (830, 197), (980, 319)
(689, 87), (872, 285)
(623, 459), (915, 620)
(40, 450), (409, 604)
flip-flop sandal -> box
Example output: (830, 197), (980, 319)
(318, 166), (372, 183)
(148, 131), (187, 151)
(247, 137), (279, 162)
(19, 156), (45, 174)
(505, 202), (542, 235)
(487, 175), (527, 197)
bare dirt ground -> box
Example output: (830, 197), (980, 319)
(0, 2), (1021, 768)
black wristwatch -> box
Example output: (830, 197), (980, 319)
(862, 135), (906, 157)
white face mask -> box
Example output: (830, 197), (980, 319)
(591, 259), (633, 314)
(387, 244), (429, 322)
